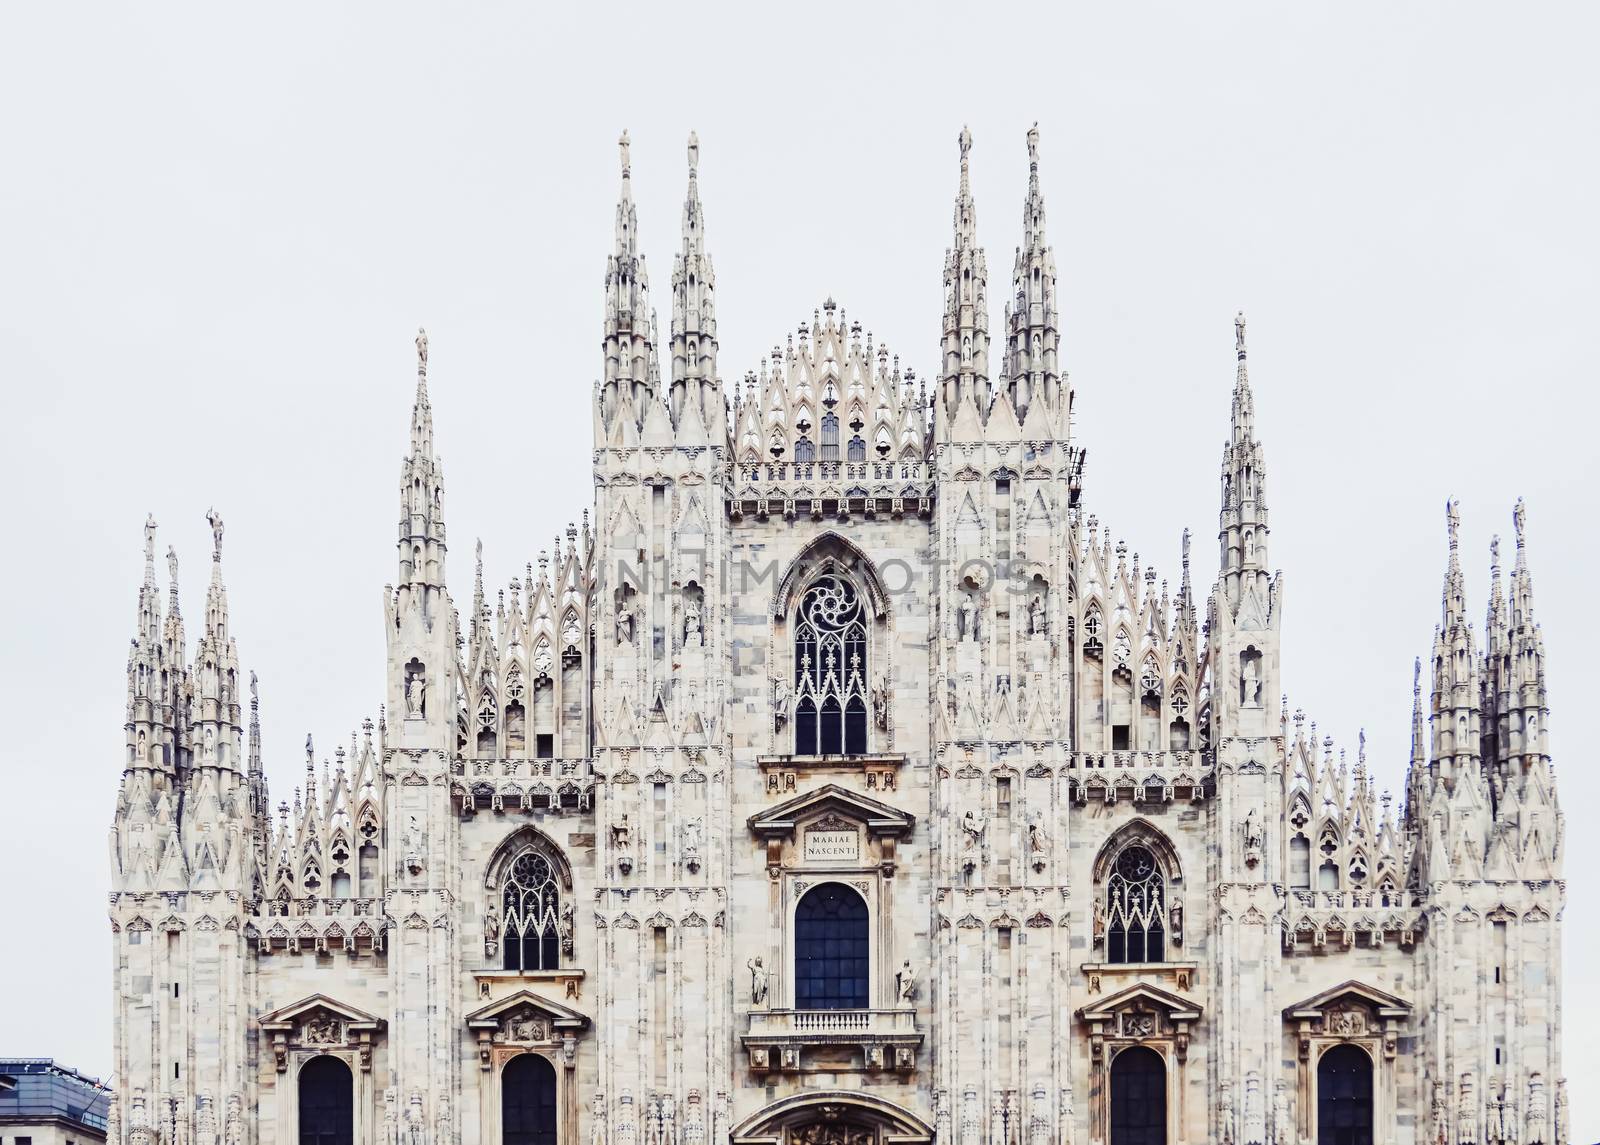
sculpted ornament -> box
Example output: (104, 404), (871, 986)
(748, 956), (769, 1005)
(896, 958), (920, 1002)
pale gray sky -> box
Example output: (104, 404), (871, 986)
(2, 1), (1596, 1133)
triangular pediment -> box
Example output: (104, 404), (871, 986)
(465, 989), (590, 1030)
(1078, 982), (1202, 1023)
(747, 782), (914, 839)
(259, 993), (382, 1031)
(1284, 979), (1410, 1020)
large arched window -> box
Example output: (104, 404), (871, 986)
(1109, 1046), (1165, 1145)
(298, 1056), (353, 1145)
(794, 882), (869, 1010)
(1106, 845), (1166, 964)
(1317, 1045), (1373, 1145)
(502, 1053), (558, 1145)
(794, 574), (869, 756)
(502, 850), (561, 972)
(820, 413), (840, 461)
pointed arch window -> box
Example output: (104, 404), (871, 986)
(794, 574), (868, 756)
(1106, 844), (1166, 964)
(820, 413), (840, 461)
(502, 850), (561, 971)
(795, 437), (816, 463)
(847, 435), (867, 462)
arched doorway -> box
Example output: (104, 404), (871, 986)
(1317, 1044), (1373, 1145)
(1109, 1046), (1165, 1145)
(502, 1053), (558, 1145)
(298, 1055), (353, 1145)
(794, 882), (869, 1009)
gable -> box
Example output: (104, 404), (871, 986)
(747, 783), (914, 840)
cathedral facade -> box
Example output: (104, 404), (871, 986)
(107, 129), (1568, 1145)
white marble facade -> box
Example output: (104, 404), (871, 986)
(107, 129), (1568, 1145)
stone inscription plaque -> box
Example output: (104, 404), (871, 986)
(803, 829), (860, 864)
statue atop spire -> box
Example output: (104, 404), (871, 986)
(1446, 498), (1461, 553)
(938, 125), (989, 427)
(167, 544), (180, 588)
(1026, 121), (1040, 169)
(207, 507), (225, 563)
(619, 129), (631, 178)
(415, 326), (428, 374)
(1235, 310), (1247, 360)
(144, 514), (158, 579)
(687, 130), (699, 178)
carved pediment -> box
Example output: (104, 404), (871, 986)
(1079, 981), (1202, 1026)
(465, 988), (590, 1033)
(258, 994), (383, 1072)
(1283, 979), (1410, 1023)
(747, 784), (914, 840)
(259, 993), (382, 1032)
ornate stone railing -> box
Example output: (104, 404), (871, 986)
(726, 459), (934, 522)
(1063, 751), (1214, 803)
(743, 1007), (921, 1076)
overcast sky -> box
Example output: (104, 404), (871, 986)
(2, 1), (1596, 1133)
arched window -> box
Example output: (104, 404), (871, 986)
(502, 850), (561, 971)
(503, 1053), (558, 1145)
(795, 437), (816, 463)
(794, 882), (868, 1010)
(820, 413), (840, 461)
(794, 574), (869, 756)
(1317, 1044), (1373, 1145)
(1109, 1046), (1165, 1145)
(298, 1056), (353, 1145)
(847, 435), (866, 462)
(1106, 845), (1166, 964)
(1290, 836), (1312, 891)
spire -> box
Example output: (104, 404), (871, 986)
(1507, 498), (1549, 772)
(670, 130), (720, 435)
(191, 508), (243, 772)
(397, 328), (447, 591)
(603, 129), (657, 434)
(939, 126), (989, 426)
(125, 515), (172, 776)
(1430, 499), (1480, 783)
(1217, 312), (1271, 614)
(1003, 123), (1059, 423)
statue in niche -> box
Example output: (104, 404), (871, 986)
(403, 813), (424, 876)
(1240, 651), (1262, 706)
(683, 817), (703, 871)
(615, 594), (637, 647)
(958, 591), (980, 642)
(683, 594), (704, 649)
(959, 809), (985, 851)
(1028, 812), (1050, 872)
(773, 677), (791, 731)
(403, 660), (427, 718)
(612, 814), (634, 874)
(1027, 590), (1046, 637)
(560, 900), (576, 955)
(1243, 806), (1264, 866)
(1093, 899), (1107, 943)
(484, 902), (501, 959)
(871, 677), (889, 731)
(896, 959), (920, 1002)
(747, 957), (769, 1005)
(1170, 901), (1184, 945)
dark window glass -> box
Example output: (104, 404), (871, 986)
(503, 1053), (558, 1145)
(793, 575), (869, 757)
(794, 883), (869, 1010)
(1106, 845), (1165, 965)
(821, 413), (840, 461)
(503, 851), (561, 972)
(795, 437), (815, 463)
(1317, 1044), (1373, 1145)
(847, 436), (866, 462)
(298, 1056), (353, 1145)
(1109, 1046), (1165, 1145)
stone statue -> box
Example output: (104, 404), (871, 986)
(1026, 122), (1040, 165)
(1170, 901), (1184, 945)
(1027, 592), (1045, 637)
(415, 327), (428, 369)
(404, 662), (426, 718)
(683, 597), (703, 648)
(748, 956), (769, 1005)
(615, 601), (635, 647)
(871, 678), (889, 730)
(484, 902), (501, 959)
(206, 507), (224, 559)
(960, 809), (984, 850)
(1241, 653), (1262, 705)
(168, 544), (180, 587)
(683, 817), (703, 868)
(560, 900), (576, 955)
(1093, 899), (1107, 942)
(1243, 806), (1264, 859)
(773, 677), (791, 730)
(895, 958), (919, 1002)
(612, 813), (632, 850)
(958, 593), (979, 642)
(618, 130), (631, 176)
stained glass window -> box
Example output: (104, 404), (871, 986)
(794, 883), (869, 1010)
(1106, 845), (1165, 964)
(503, 851), (561, 972)
(794, 575), (869, 756)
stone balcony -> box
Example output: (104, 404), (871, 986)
(742, 1007), (922, 1077)
(727, 459), (934, 522)
(449, 756), (596, 815)
(1065, 750), (1215, 804)
(1283, 889), (1426, 953)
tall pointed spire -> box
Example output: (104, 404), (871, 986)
(939, 126), (989, 426)
(671, 130), (720, 437)
(191, 507), (242, 771)
(398, 328), (447, 591)
(1430, 499), (1480, 784)
(1217, 312), (1271, 614)
(602, 129), (657, 435)
(1507, 498), (1549, 771)
(125, 514), (173, 776)
(1004, 123), (1060, 422)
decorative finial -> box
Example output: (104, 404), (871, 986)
(1413, 656), (1422, 695)
(1446, 499), (1461, 551)
(687, 131), (699, 177)
(1513, 497), (1526, 549)
(206, 507), (224, 562)
(619, 129), (631, 178)
(959, 125), (972, 173)
(1490, 534), (1501, 571)
(250, 670), (258, 703)
(415, 327), (429, 373)
(305, 733), (314, 761)
(1026, 122), (1039, 167)
(1235, 311), (1247, 360)
(1181, 527), (1192, 568)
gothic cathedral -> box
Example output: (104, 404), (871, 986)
(108, 129), (1568, 1145)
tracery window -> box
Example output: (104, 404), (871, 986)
(795, 437), (816, 463)
(1106, 845), (1165, 964)
(821, 413), (840, 461)
(794, 882), (869, 1010)
(847, 435), (866, 462)
(502, 850), (561, 972)
(793, 574), (869, 756)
